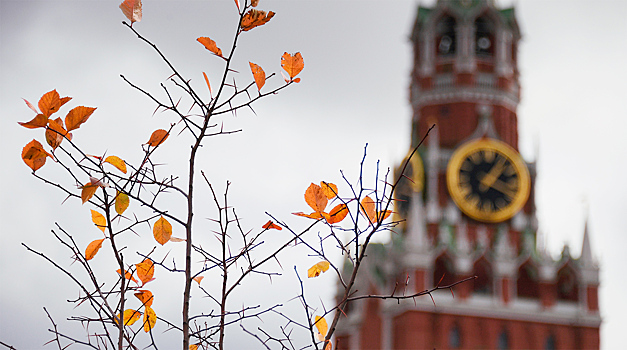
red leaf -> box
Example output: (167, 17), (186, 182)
(249, 62), (266, 91)
(197, 37), (223, 57)
(262, 220), (282, 230)
(119, 0), (142, 24)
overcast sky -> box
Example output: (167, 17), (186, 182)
(1, 0), (626, 349)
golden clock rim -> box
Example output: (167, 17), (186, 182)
(446, 138), (531, 223)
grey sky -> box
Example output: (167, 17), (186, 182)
(1, 0), (626, 348)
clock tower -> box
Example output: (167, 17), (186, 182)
(334, 1), (601, 349)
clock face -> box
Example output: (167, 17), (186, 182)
(446, 139), (530, 223)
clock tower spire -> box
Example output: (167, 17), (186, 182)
(334, 1), (601, 349)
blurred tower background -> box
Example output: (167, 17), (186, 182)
(334, 1), (601, 349)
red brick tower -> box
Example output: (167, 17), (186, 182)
(334, 1), (601, 349)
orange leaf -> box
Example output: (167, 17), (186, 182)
(190, 345), (199, 350)
(38, 90), (71, 117)
(45, 117), (70, 150)
(379, 209), (392, 221)
(304, 183), (328, 213)
(21, 139), (51, 172)
(105, 155), (127, 174)
(146, 129), (169, 147)
(251, 0), (259, 7)
(202, 72), (212, 97)
(119, 0), (142, 24)
(262, 220), (282, 230)
(327, 204), (348, 224)
(324, 341), (332, 350)
(307, 261), (330, 278)
(197, 37), (223, 57)
(134, 289), (154, 307)
(193, 276), (204, 285)
(281, 52), (304, 79)
(292, 212), (323, 219)
(360, 196), (377, 224)
(115, 309), (142, 326)
(320, 181), (338, 199)
(143, 306), (156, 332)
(153, 216), (172, 245)
(80, 183), (98, 204)
(91, 209), (107, 233)
(65, 106), (96, 132)
(233, 0), (240, 11)
(249, 62), (266, 91)
(115, 191), (130, 215)
(314, 316), (328, 340)
(85, 238), (105, 260)
(240, 9), (275, 31)
(136, 259), (155, 285)
(18, 114), (48, 129)
(117, 269), (139, 284)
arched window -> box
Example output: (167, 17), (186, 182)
(517, 261), (539, 299)
(449, 324), (461, 349)
(433, 253), (455, 287)
(557, 264), (579, 302)
(436, 15), (457, 56)
(497, 328), (510, 350)
(473, 256), (493, 294)
(544, 334), (557, 350)
(475, 16), (495, 56)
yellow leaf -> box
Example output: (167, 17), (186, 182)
(91, 209), (106, 233)
(153, 216), (172, 245)
(136, 259), (155, 285)
(281, 52), (304, 79)
(115, 309), (142, 326)
(134, 289), (154, 308)
(314, 315), (328, 340)
(146, 129), (169, 147)
(119, 0), (142, 24)
(197, 37), (223, 57)
(249, 62), (266, 91)
(143, 306), (156, 333)
(115, 191), (130, 215)
(80, 183), (98, 204)
(85, 238), (105, 260)
(193, 276), (204, 285)
(307, 261), (330, 278)
(105, 156), (127, 174)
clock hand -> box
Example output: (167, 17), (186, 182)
(487, 178), (517, 200)
(479, 157), (506, 192)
